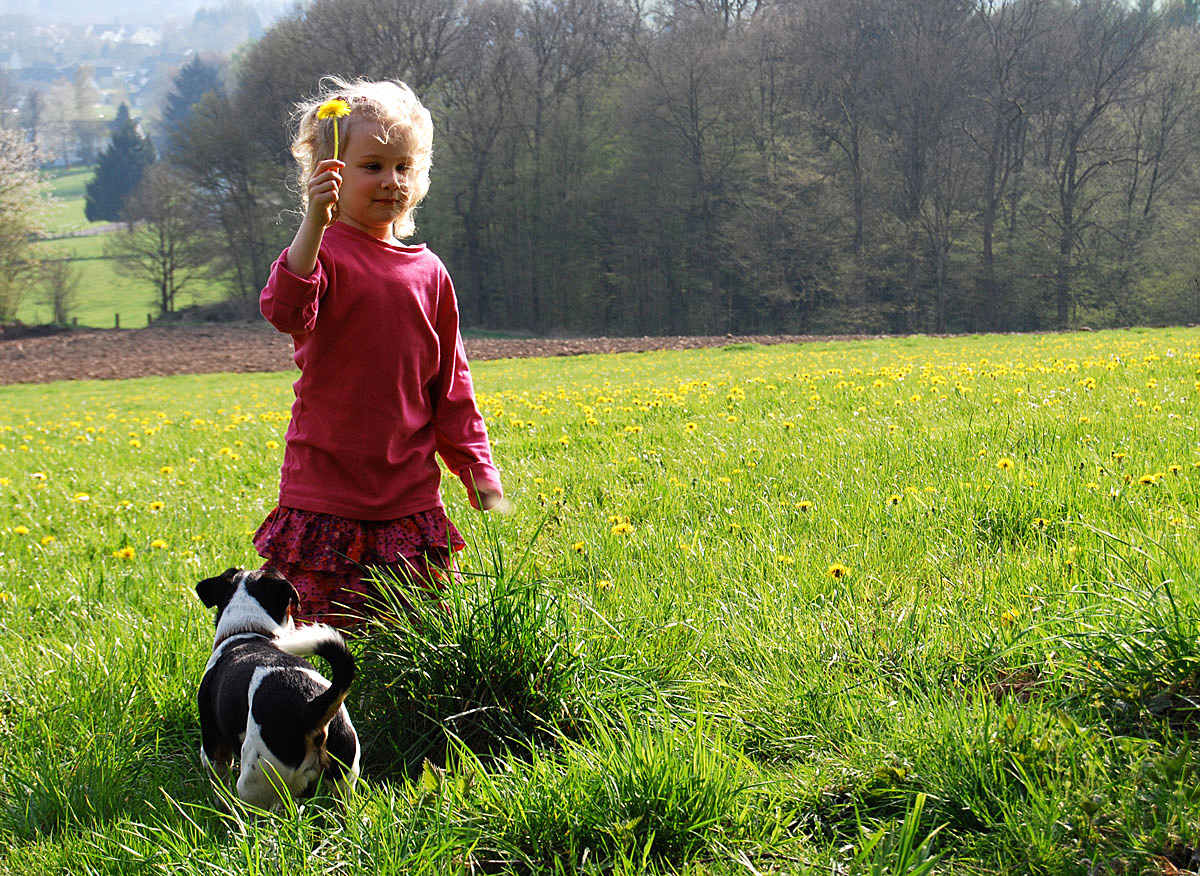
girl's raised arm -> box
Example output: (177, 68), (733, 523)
(286, 159), (344, 278)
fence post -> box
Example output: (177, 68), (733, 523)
(115, 313), (120, 329)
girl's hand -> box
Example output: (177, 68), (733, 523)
(307, 159), (344, 227)
(472, 487), (511, 513)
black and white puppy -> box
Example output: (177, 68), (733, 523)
(195, 568), (361, 809)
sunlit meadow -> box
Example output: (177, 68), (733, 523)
(2, 328), (1200, 874)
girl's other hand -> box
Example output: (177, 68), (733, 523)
(308, 159), (344, 227)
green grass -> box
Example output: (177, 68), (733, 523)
(1, 328), (1200, 873)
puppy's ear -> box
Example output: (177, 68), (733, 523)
(196, 568), (240, 608)
(251, 569), (302, 625)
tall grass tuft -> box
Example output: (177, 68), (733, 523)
(352, 529), (590, 775)
(1048, 534), (1200, 732)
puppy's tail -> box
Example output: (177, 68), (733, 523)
(277, 624), (356, 730)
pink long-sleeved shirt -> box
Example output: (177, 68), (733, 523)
(260, 222), (502, 521)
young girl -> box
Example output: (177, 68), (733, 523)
(255, 77), (504, 627)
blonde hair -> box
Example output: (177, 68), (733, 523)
(291, 76), (434, 239)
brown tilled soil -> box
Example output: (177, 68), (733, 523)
(0, 322), (873, 385)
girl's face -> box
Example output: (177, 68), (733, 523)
(335, 119), (416, 242)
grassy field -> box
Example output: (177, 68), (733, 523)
(18, 166), (227, 327)
(1, 329), (1199, 874)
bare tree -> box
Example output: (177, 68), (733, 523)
(965, 0), (1053, 330)
(105, 164), (207, 317)
(38, 258), (82, 325)
(440, 0), (522, 325)
(873, 0), (975, 332)
(1035, 0), (1158, 329)
(634, 10), (744, 330)
(1102, 26), (1200, 318)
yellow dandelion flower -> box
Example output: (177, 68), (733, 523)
(997, 457), (1014, 470)
(1000, 608), (1020, 626)
(726, 415), (738, 423)
(149, 500), (165, 511)
(160, 465), (174, 475)
(1168, 464), (1182, 474)
(113, 546), (136, 560)
(40, 535), (56, 545)
(795, 500), (813, 511)
(611, 522), (633, 535)
(827, 563), (850, 579)
(572, 541), (585, 553)
(777, 555), (795, 565)
(13, 525), (30, 535)
(597, 579), (613, 589)
(150, 538), (168, 550)
(1137, 474), (1157, 485)
(1032, 517), (1050, 528)
(316, 97), (352, 160)
(266, 440), (279, 450)
(887, 493), (902, 506)
(558, 435), (570, 447)
(129, 438), (141, 448)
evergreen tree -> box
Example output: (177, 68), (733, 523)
(163, 56), (224, 147)
(84, 104), (156, 223)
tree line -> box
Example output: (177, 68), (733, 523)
(94, 0), (1200, 334)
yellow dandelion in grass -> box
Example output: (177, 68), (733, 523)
(558, 435), (570, 447)
(40, 535), (55, 545)
(150, 538), (168, 550)
(113, 546), (136, 560)
(572, 541), (585, 553)
(1112, 451), (1127, 462)
(0, 592), (9, 604)
(611, 521), (633, 535)
(887, 493), (902, 506)
(597, 579), (613, 590)
(149, 500), (165, 511)
(1137, 474), (1157, 486)
(1168, 464), (1183, 475)
(266, 440), (279, 450)
(316, 97), (352, 160)
(795, 500), (813, 512)
(685, 422), (698, 433)
(160, 465), (174, 475)
(70, 493), (90, 503)
(726, 414), (738, 423)
(997, 457), (1015, 470)
(12, 525), (30, 536)
(777, 555), (795, 566)
(1000, 608), (1021, 626)
(1032, 517), (1051, 529)
(827, 563), (850, 579)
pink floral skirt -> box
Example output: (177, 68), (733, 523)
(253, 506), (465, 627)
